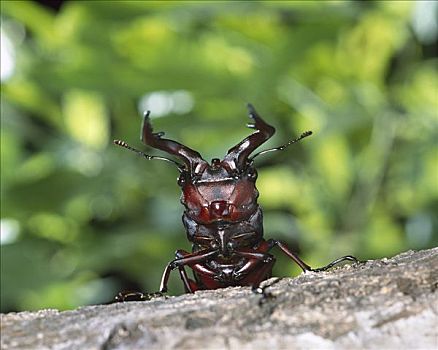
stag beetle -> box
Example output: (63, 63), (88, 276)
(114, 104), (358, 297)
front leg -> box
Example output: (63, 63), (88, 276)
(159, 249), (218, 293)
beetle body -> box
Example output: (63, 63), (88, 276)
(114, 104), (357, 295)
(179, 160), (267, 291)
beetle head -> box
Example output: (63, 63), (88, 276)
(177, 156), (259, 225)
(114, 104), (311, 225)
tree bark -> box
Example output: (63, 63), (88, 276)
(1, 248), (437, 350)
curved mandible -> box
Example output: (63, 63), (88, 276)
(141, 111), (207, 174)
(224, 104), (275, 171)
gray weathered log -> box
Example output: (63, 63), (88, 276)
(1, 248), (437, 350)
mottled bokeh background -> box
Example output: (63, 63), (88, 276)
(1, 0), (437, 312)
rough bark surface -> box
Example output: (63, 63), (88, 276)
(1, 248), (437, 350)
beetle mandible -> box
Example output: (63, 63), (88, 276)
(114, 104), (358, 295)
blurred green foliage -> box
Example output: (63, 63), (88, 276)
(1, 1), (437, 312)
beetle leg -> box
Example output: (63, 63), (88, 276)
(175, 250), (201, 293)
(232, 249), (279, 302)
(309, 255), (360, 272)
(234, 250), (273, 261)
(177, 267), (194, 293)
(159, 249), (218, 293)
(175, 250), (193, 293)
(174, 249), (219, 291)
(236, 253), (276, 283)
(245, 256), (277, 303)
(175, 250), (237, 289)
(267, 239), (359, 272)
(266, 239), (312, 272)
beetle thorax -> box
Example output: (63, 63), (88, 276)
(179, 159), (259, 225)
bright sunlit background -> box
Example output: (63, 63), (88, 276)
(1, 0), (437, 312)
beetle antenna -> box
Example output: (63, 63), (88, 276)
(249, 131), (313, 161)
(113, 140), (184, 170)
